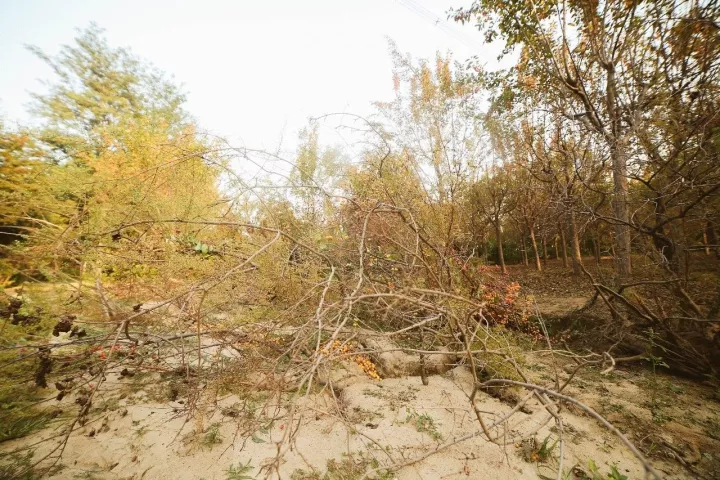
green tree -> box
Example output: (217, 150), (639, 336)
(28, 24), (187, 162)
(14, 26), (223, 282)
(0, 121), (43, 283)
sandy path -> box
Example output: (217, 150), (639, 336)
(4, 362), (693, 480)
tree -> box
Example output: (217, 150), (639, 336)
(0, 121), (44, 283)
(28, 24), (187, 162)
(483, 115), (546, 272)
(468, 164), (512, 273)
(376, 46), (483, 206)
(11, 26), (223, 282)
(455, 0), (720, 284)
(0, 122), (37, 236)
(291, 125), (346, 225)
(454, 0), (720, 372)
(453, 1), (626, 280)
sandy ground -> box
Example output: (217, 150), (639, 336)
(3, 280), (719, 479)
(4, 355), (714, 480)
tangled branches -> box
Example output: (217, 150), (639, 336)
(0, 199), (669, 478)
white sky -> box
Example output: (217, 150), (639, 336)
(0, 0), (505, 154)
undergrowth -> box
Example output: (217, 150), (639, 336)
(290, 453), (394, 480)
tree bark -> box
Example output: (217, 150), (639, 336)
(559, 225), (569, 268)
(541, 235), (549, 266)
(607, 67), (632, 282)
(568, 210), (583, 276)
(707, 221), (719, 258)
(528, 224), (542, 272)
(520, 232), (529, 266)
(652, 192), (679, 272)
(495, 221), (506, 274)
(703, 230), (711, 256)
(705, 220), (718, 258)
(592, 237), (601, 266)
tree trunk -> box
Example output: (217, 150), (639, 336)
(707, 220), (720, 259)
(495, 221), (506, 274)
(559, 225), (569, 268)
(528, 224), (542, 272)
(592, 237), (601, 266)
(520, 233), (529, 266)
(652, 193), (679, 272)
(681, 217), (691, 285)
(607, 67), (632, 282)
(611, 155), (632, 280)
(568, 210), (583, 276)
(703, 230), (711, 256)
(554, 236), (559, 260)
(541, 235), (549, 266)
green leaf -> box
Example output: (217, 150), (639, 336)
(608, 465), (628, 480)
(225, 460), (254, 480)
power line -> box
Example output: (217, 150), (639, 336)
(395, 0), (484, 53)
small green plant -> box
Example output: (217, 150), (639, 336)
(201, 422), (223, 447)
(0, 451), (39, 480)
(536, 435), (559, 463)
(0, 375), (55, 443)
(540, 460), (628, 480)
(347, 406), (382, 424)
(599, 398), (626, 415)
(668, 383), (684, 394)
(405, 411), (442, 442)
(521, 435), (558, 464)
(290, 468), (322, 480)
(0, 410), (52, 443)
(225, 460), (254, 480)
(650, 408), (673, 425)
(642, 329), (674, 425)
(703, 416), (720, 440)
(587, 460), (628, 480)
(362, 388), (383, 399)
(290, 454), (394, 480)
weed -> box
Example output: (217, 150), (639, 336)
(668, 383), (684, 394)
(599, 398), (626, 415)
(0, 384), (53, 442)
(650, 409), (673, 425)
(643, 398), (673, 425)
(72, 471), (104, 479)
(541, 459), (629, 480)
(225, 460), (254, 479)
(405, 411), (442, 442)
(520, 435), (558, 463)
(703, 416), (720, 440)
(0, 451), (41, 480)
(290, 453), (394, 480)
(536, 435), (559, 463)
(587, 460), (628, 480)
(290, 467), (322, 480)
(361, 386), (417, 411)
(362, 388), (383, 399)
(0, 410), (52, 443)
(346, 406), (382, 424)
(201, 422), (223, 447)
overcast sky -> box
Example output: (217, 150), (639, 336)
(0, 0), (505, 154)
